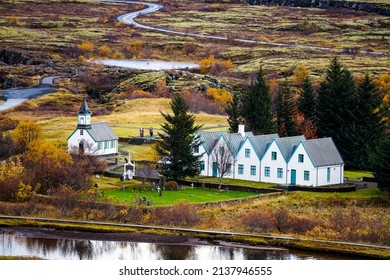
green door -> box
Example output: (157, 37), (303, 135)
(212, 162), (218, 177)
(290, 169), (296, 185)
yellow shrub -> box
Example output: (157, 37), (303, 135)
(98, 45), (112, 56)
(78, 55), (85, 62)
(77, 42), (94, 53)
(112, 51), (124, 59)
(206, 88), (232, 105)
(199, 54), (234, 74)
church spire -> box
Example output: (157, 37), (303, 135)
(77, 98), (92, 129)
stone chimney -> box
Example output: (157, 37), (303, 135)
(238, 124), (245, 137)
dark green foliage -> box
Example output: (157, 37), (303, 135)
(297, 77), (316, 120)
(274, 81), (296, 137)
(316, 58), (359, 168)
(241, 67), (275, 135)
(369, 135), (390, 193)
(225, 92), (241, 133)
(155, 94), (203, 181)
(352, 74), (386, 169)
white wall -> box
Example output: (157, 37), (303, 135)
(260, 141), (288, 184)
(287, 144), (316, 186)
(234, 139), (260, 181)
(68, 129), (118, 156)
(195, 144), (209, 176)
(317, 165), (344, 186)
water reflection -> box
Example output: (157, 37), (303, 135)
(0, 228), (343, 260)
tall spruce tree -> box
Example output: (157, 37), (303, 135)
(351, 74), (386, 169)
(242, 67), (275, 134)
(274, 81), (296, 137)
(297, 77), (316, 120)
(316, 57), (359, 168)
(155, 94), (203, 180)
(369, 135), (390, 193)
(225, 92), (241, 133)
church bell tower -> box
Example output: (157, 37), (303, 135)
(77, 98), (92, 129)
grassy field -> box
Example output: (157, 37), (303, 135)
(92, 175), (259, 206)
(344, 170), (374, 180)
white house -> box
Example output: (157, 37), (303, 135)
(260, 136), (305, 184)
(196, 125), (344, 187)
(196, 131), (228, 177)
(67, 99), (119, 156)
(287, 138), (344, 186)
(235, 133), (278, 182)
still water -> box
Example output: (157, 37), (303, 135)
(0, 228), (351, 260)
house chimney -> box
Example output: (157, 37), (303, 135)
(238, 124), (245, 137)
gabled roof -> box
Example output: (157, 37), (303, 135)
(223, 133), (251, 156)
(198, 131), (228, 154)
(301, 138), (344, 167)
(274, 135), (306, 161)
(248, 134), (279, 159)
(88, 122), (118, 141)
(78, 98), (91, 115)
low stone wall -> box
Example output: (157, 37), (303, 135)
(287, 185), (356, 192)
(247, 0), (390, 16)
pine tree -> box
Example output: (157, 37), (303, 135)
(369, 135), (390, 193)
(225, 92), (241, 133)
(352, 74), (386, 169)
(274, 81), (296, 137)
(316, 57), (359, 168)
(297, 77), (316, 120)
(242, 67), (275, 134)
(155, 94), (203, 181)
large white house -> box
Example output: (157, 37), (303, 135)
(195, 125), (344, 187)
(67, 99), (119, 156)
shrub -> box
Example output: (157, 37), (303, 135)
(199, 54), (234, 75)
(242, 209), (277, 233)
(206, 88), (232, 106)
(164, 180), (179, 190)
(150, 200), (201, 226)
(98, 45), (112, 57)
(77, 42), (94, 54)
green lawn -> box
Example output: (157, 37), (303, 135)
(103, 187), (258, 206)
(292, 187), (384, 200)
(344, 170), (374, 180)
(92, 175), (259, 206)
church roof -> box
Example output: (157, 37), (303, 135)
(78, 98), (91, 115)
(88, 122), (118, 141)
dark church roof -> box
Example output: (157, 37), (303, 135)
(78, 98), (91, 115)
(87, 122), (119, 141)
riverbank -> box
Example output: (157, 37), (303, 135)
(1, 217), (389, 259)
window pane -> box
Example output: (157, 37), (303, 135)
(277, 168), (283, 178)
(271, 151), (277, 160)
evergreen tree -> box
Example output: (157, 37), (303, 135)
(274, 81), (296, 137)
(155, 94), (203, 181)
(369, 135), (390, 193)
(297, 77), (316, 120)
(352, 74), (386, 169)
(225, 92), (241, 133)
(316, 58), (359, 168)
(242, 67), (275, 134)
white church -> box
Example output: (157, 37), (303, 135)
(67, 99), (119, 156)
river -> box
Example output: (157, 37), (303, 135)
(0, 228), (359, 260)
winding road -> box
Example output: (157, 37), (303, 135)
(103, 0), (386, 56)
(0, 77), (59, 112)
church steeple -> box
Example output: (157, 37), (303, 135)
(77, 98), (92, 129)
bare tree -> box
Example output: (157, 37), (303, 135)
(138, 163), (155, 189)
(210, 144), (236, 189)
